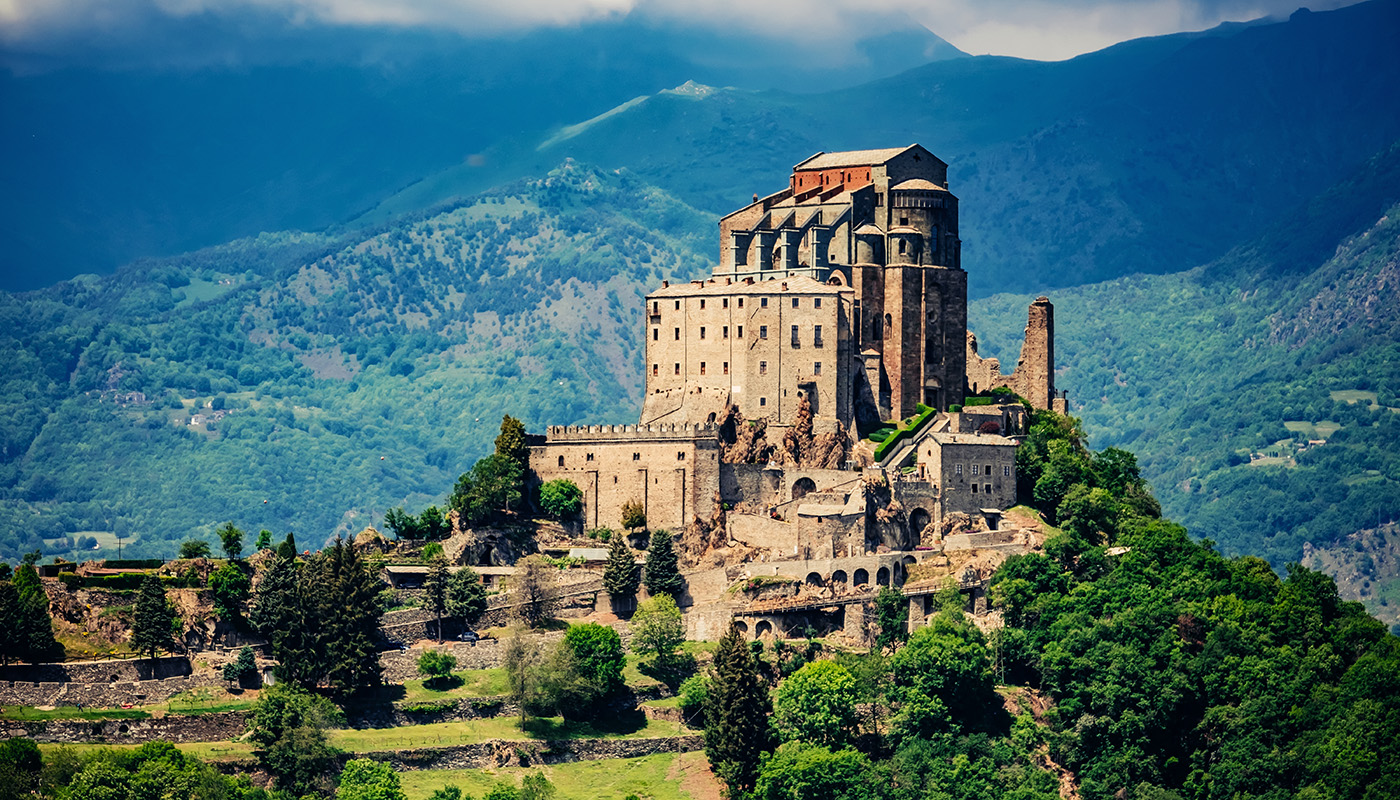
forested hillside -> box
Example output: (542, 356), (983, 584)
(970, 140), (1400, 618)
(0, 165), (707, 561)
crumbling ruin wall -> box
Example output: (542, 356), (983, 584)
(966, 296), (1066, 412)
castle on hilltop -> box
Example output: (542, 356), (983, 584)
(528, 146), (1068, 564)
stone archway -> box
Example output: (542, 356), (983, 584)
(805, 571), (823, 586)
(832, 570), (848, 587)
(755, 620), (774, 639)
(853, 568), (869, 586)
(734, 620), (749, 637)
(792, 477), (817, 501)
(909, 508), (931, 539)
(876, 567), (890, 586)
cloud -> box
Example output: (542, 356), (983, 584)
(0, 0), (1366, 63)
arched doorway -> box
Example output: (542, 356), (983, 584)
(876, 567), (890, 586)
(853, 568), (869, 586)
(734, 620), (749, 636)
(909, 508), (931, 537)
(805, 572), (823, 586)
(832, 570), (848, 587)
(792, 477), (817, 501)
(755, 620), (773, 639)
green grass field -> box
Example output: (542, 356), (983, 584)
(3, 688), (258, 722)
(399, 752), (694, 800)
(1283, 420), (1343, 439)
(330, 716), (685, 751)
(399, 668), (512, 703)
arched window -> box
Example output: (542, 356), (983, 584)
(883, 314), (892, 339)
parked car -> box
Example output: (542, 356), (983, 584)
(457, 630), (480, 644)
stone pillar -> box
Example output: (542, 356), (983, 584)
(755, 230), (776, 271)
(906, 595), (925, 634)
(844, 601), (868, 644)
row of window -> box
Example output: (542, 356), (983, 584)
(564, 451), (689, 467)
(654, 324), (824, 346)
(654, 296), (825, 313)
(953, 464), (1012, 477)
(651, 361), (823, 377)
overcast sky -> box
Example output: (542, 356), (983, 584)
(0, 0), (1365, 62)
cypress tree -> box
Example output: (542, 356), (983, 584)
(602, 534), (640, 603)
(495, 414), (530, 474)
(643, 528), (684, 599)
(705, 621), (773, 794)
(12, 565), (61, 661)
(0, 581), (25, 665)
(251, 553), (320, 688)
(131, 574), (174, 660)
(313, 539), (382, 694)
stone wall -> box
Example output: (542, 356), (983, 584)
(0, 656), (191, 684)
(965, 296), (1064, 412)
(0, 673), (226, 707)
(1, 710), (248, 744)
(377, 635), (566, 684)
(366, 735), (705, 771)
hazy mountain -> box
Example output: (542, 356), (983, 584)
(0, 13), (960, 292)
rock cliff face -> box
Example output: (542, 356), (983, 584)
(1304, 522), (1400, 628)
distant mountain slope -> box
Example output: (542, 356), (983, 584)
(969, 138), (1400, 571)
(0, 164), (709, 561)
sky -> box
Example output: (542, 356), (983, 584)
(0, 0), (1365, 63)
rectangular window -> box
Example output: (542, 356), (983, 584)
(700, 362), (707, 375)
(723, 326), (729, 339)
(759, 361), (767, 375)
(814, 362), (822, 376)
(652, 328), (658, 341)
(723, 298), (729, 309)
(972, 464), (980, 476)
(738, 298), (745, 308)
(814, 297), (822, 309)
(760, 397), (767, 407)
(633, 452), (640, 461)
(674, 363), (680, 375)
(700, 299), (706, 309)
(791, 325), (799, 346)
(674, 300), (680, 310)
(792, 297), (799, 308)
(900, 216), (909, 226)
(652, 301), (659, 314)
(985, 464), (992, 476)
(738, 325), (744, 338)
(955, 464), (963, 476)
(1003, 465), (1012, 477)
(760, 326), (768, 339)
(678, 452), (686, 461)
(875, 192), (883, 205)
(723, 362), (729, 375)
(984, 484), (992, 494)
(674, 328), (681, 340)
(761, 297), (769, 308)
(652, 364), (658, 376)
(971, 483), (979, 494)
(700, 327), (706, 339)
(814, 325), (823, 348)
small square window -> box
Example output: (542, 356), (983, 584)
(586, 453), (594, 462)
(633, 452), (640, 461)
(813, 362), (821, 375)
(985, 464), (992, 475)
(955, 464), (963, 476)
(760, 326), (768, 339)
(760, 361), (768, 375)
(760, 397), (767, 406)
(792, 297), (799, 308)
(761, 297), (769, 308)
(814, 298), (822, 309)
(678, 451), (686, 461)
(900, 216), (909, 226)
(971, 483), (979, 494)
(738, 298), (745, 308)
(652, 301), (659, 313)
(723, 298), (729, 309)
(984, 484), (992, 494)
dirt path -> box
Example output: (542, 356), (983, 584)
(667, 750), (723, 800)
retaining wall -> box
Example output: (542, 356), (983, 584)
(0, 673), (226, 707)
(1, 710), (248, 744)
(0, 656), (192, 684)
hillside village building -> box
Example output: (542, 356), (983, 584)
(529, 145), (1068, 570)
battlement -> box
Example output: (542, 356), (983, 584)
(544, 422), (720, 442)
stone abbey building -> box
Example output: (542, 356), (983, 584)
(529, 145), (1065, 536)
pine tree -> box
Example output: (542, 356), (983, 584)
(705, 621), (773, 795)
(643, 528), (684, 599)
(251, 553), (319, 688)
(131, 574), (174, 660)
(12, 565), (61, 661)
(312, 539), (382, 694)
(423, 555), (451, 642)
(602, 534), (640, 604)
(446, 567), (488, 627)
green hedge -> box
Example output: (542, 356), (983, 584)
(873, 403), (937, 462)
(963, 397), (995, 407)
(102, 559), (164, 569)
(58, 573), (198, 590)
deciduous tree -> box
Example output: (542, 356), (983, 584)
(630, 593), (684, 661)
(772, 660), (860, 747)
(446, 567), (488, 627)
(216, 521), (244, 560)
(539, 479), (583, 519)
(336, 758), (406, 800)
(248, 683), (344, 795)
(512, 555), (559, 628)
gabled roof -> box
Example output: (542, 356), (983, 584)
(793, 144), (943, 171)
